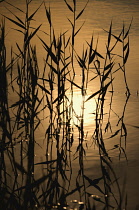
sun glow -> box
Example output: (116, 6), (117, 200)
(70, 90), (96, 126)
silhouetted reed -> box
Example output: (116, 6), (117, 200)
(0, 0), (132, 209)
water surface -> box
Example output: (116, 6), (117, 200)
(0, 0), (139, 209)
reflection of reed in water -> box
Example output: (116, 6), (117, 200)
(0, 0), (131, 209)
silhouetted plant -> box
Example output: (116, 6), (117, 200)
(0, 0), (132, 209)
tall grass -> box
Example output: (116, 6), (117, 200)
(0, 0), (132, 209)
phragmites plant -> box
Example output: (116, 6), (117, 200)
(0, 0), (132, 209)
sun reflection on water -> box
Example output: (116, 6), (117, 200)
(68, 90), (96, 126)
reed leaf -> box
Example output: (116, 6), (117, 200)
(89, 51), (96, 64)
(2, 15), (26, 30)
(89, 75), (98, 82)
(52, 90), (67, 104)
(14, 174), (55, 192)
(84, 175), (103, 186)
(123, 42), (128, 51)
(34, 95), (44, 113)
(48, 49), (58, 65)
(25, 24), (42, 47)
(61, 62), (70, 74)
(4, 6), (24, 25)
(64, 0), (73, 12)
(65, 36), (70, 48)
(76, 54), (86, 69)
(52, 29), (57, 50)
(5, 1), (25, 13)
(112, 33), (122, 42)
(67, 78), (82, 89)
(107, 21), (112, 48)
(108, 129), (121, 139)
(84, 175), (104, 194)
(88, 34), (94, 56)
(47, 63), (58, 74)
(124, 18), (133, 40)
(45, 6), (52, 27)
(65, 185), (84, 197)
(14, 161), (27, 174)
(37, 83), (51, 95)
(76, 0), (89, 20)
(45, 94), (52, 112)
(74, 21), (85, 37)
(120, 147), (128, 161)
(86, 79), (113, 102)
(102, 68), (112, 83)
(104, 28), (122, 43)
(124, 41), (129, 64)
(94, 49), (104, 59)
(28, 1), (43, 21)
(104, 62), (114, 71)
(34, 159), (57, 165)
(10, 99), (25, 108)
(102, 165), (111, 181)
(122, 122), (127, 136)
(67, 18), (74, 28)
(85, 89), (102, 102)
(16, 43), (23, 56)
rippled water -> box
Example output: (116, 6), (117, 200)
(0, 0), (139, 209)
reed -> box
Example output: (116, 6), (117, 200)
(0, 0), (132, 209)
